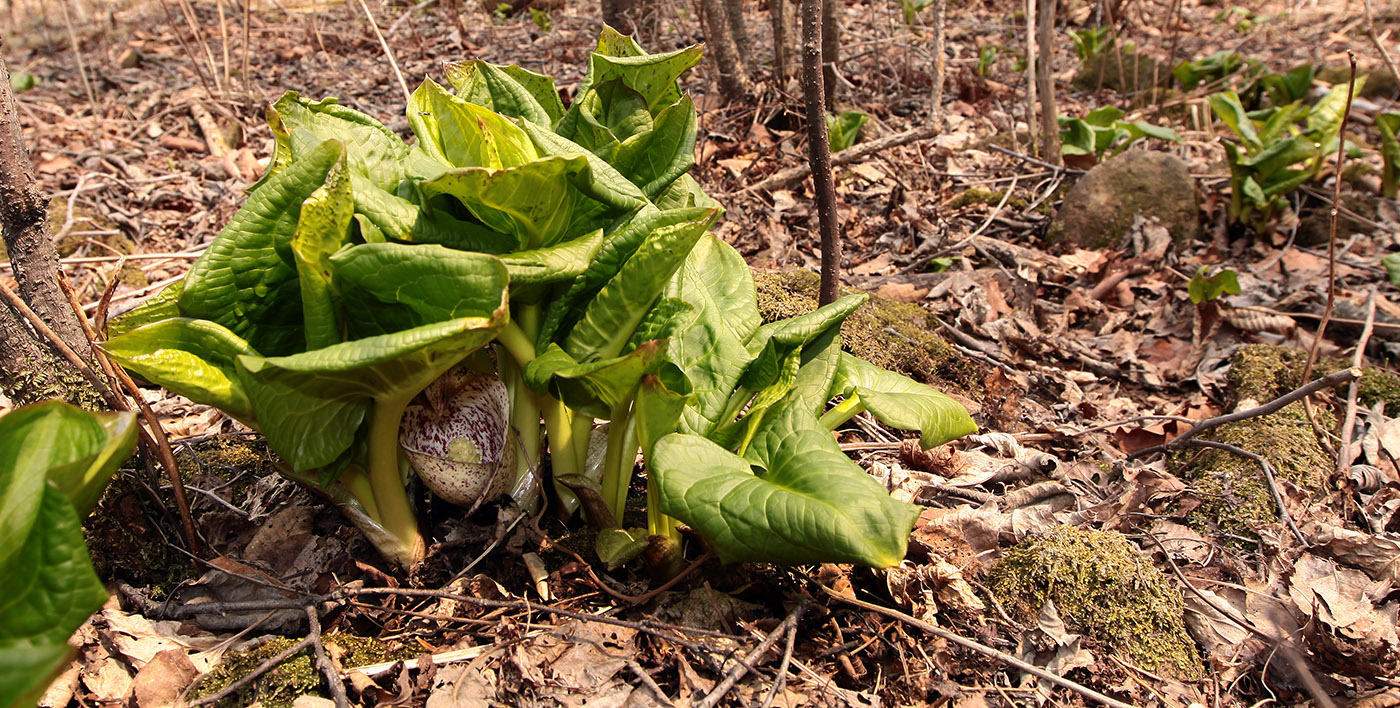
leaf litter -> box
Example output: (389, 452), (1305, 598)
(6, 0), (1400, 705)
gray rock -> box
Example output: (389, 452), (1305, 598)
(1046, 150), (1200, 250)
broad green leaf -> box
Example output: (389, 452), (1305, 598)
(626, 297), (694, 351)
(501, 229), (606, 287)
(612, 95), (698, 197)
(524, 341), (668, 418)
(106, 279), (184, 337)
(789, 325), (843, 413)
(634, 368), (692, 457)
(1208, 91), (1261, 150)
(409, 79), (539, 170)
(1187, 266), (1241, 304)
(741, 293), (867, 391)
(830, 353), (978, 449)
(559, 79), (653, 156)
(0, 403), (98, 570)
(826, 110), (868, 153)
(267, 92), (410, 191)
(520, 121), (649, 210)
(352, 177), (519, 254)
(1382, 253), (1400, 287)
(1254, 102), (1307, 145)
(563, 210), (714, 362)
(445, 60), (560, 127)
(102, 318), (259, 423)
(179, 139), (344, 356)
(1378, 113), (1400, 199)
(44, 410), (139, 517)
(0, 487), (109, 708)
(654, 173), (723, 212)
(536, 207), (714, 347)
(292, 158), (354, 350)
(418, 156), (596, 249)
(1259, 168), (1313, 198)
(652, 399), (920, 566)
(577, 40), (702, 114)
(329, 243), (510, 337)
(1241, 175), (1268, 208)
(1121, 120), (1181, 144)
(237, 311), (508, 471)
(1243, 135), (1316, 176)
(1059, 118), (1096, 156)
(1083, 105), (1125, 127)
(595, 527), (649, 570)
(1306, 77), (1365, 139)
(595, 25), (646, 57)
(662, 234), (762, 435)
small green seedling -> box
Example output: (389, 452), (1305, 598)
(530, 8), (552, 32)
(827, 110), (868, 152)
(1377, 112), (1400, 199)
(1069, 26), (1113, 62)
(1058, 105), (1181, 163)
(1188, 266), (1240, 304)
(1174, 50), (1253, 91)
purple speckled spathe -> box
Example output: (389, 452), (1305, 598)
(400, 368), (515, 511)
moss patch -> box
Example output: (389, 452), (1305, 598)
(989, 525), (1203, 678)
(191, 633), (414, 708)
(1228, 343), (1400, 411)
(752, 269), (982, 396)
(1178, 403), (1330, 539)
(944, 188), (1027, 211)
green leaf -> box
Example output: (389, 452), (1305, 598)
(563, 210), (715, 362)
(1208, 91), (1261, 150)
(501, 229), (606, 288)
(634, 368), (692, 457)
(1382, 253), (1400, 287)
(524, 341), (668, 418)
(826, 110), (869, 152)
(1378, 113), (1400, 199)
(577, 39), (703, 114)
(559, 79), (653, 155)
(829, 353), (978, 449)
(654, 173), (723, 212)
(409, 79), (539, 169)
(652, 399), (920, 566)
(1083, 105), (1125, 127)
(1187, 266), (1241, 304)
(266, 92), (410, 192)
(1306, 76), (1365, 139)
(0, 487), (109, 708)
(1243, 135), (1316, 176)
(352, 177), (519, 253)
(1059, 118), (1096, 156)
(741, 293), (867, 392)
(329, 243), (511, 337)
(419, 156), (595, 250)
(101, 318), (260, 423)
(662, 234), (762, 435)
(179, 138), (345, 356)
(445, 60), (563, 127)
(595, 527), (650, 570)
(520, 121), (649, 210)
(291, 157), (354, 350)
(107, 279), (184, 337)
(1121, 120), (1181, 144)
(610, 95), (698, 197)
(0, 401), (136, 708)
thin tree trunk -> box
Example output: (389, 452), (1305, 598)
(820, 0), (838, 110)
(723, 0), (750, 68)
(700, 0), (751, 100)
(1023, 0), (1037, 155)
(771, 0), (790, 82)
(1036, 0), (1060, 163)
(0, 40), (103, 407)
(801, 0), (841, 305)
(930, 0), (946, 123)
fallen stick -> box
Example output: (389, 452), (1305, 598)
(746, 123), (940, 193)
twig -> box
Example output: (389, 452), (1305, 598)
(304, 606), (350, 708)
(758, 610), (802, 708)
(747, 124), (940, 193)
(696, 599), (808, 708)
(820, 585), (1137, 708)
(558, 546), (716, 604)
(1362, 0), (1400, 91)
(355, 0), (410, 104)
(1186, 439), (1308, 547)
(987, 143), (1085, 175)
(387, 0), (438, 35)
(156, 0), (215, 97)
(0, 280), (123, 406)
(189, 636), (316, 707)
(241, 0), (252, 101)
(628, 659), (676, 707)
(1339, 289), (1377, 474)
(1128, 368), (1361, 458)
(58, 0), (97, 113)
(801, 0), (841, 305)
(1300, 51), (1357, 457)
(176, 0), (224, 96)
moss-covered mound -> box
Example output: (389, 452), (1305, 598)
(752, 269), (982, 396)
(192, 633), (415, 708)
(1228, 343), (1400, 411)
(1178, 402), (1330, 539)
(989, 525), (1203, 679)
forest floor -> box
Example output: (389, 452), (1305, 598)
(5, 0), (1400, 705)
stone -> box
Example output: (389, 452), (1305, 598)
(1046, 150), (1200, 250)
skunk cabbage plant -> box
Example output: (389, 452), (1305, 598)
(0, 402), (138, 708)
(103, 29), (977, 571)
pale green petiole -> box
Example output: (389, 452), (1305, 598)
(600, 401), (640, 522)
(366, 391), (426, 566)
(819, 393), (866, 431)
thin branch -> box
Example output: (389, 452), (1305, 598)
(1300, 50), (1357, 456)
(0, 280), (123, 406)
(1185, 439), (1307, 547)
(821, 585), (1137, 708)
(1128, 367), (1361, 459)
(696, 599), (808, 708)
(758, 606), (803, 708)
(1339, 289), (1378, 473)
(747, 123), (939, 192)
(304, 606), (350, 708)
(355, 0), (410, 103)
(188, 635), (316, 707)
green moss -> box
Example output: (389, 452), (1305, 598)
(329, 633), (418, 668)
(989, 525), (1203, 678)
(191, 637), (321, 708)
(1178, 403), (1330, 539)
(752, 269), (982, 396)
(1227, 343), (1305, 405)
(944, 188), (1027, 211)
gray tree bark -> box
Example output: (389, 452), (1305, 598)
(0, 38), (103, 407)
(723, 0), (750, 69)
(820, 0), (838, 110)
(700, 0), (752, 100)
(1035, 0), (1060, 163)
(771, 0), (790, 82)
(802, 0), (841, 305)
